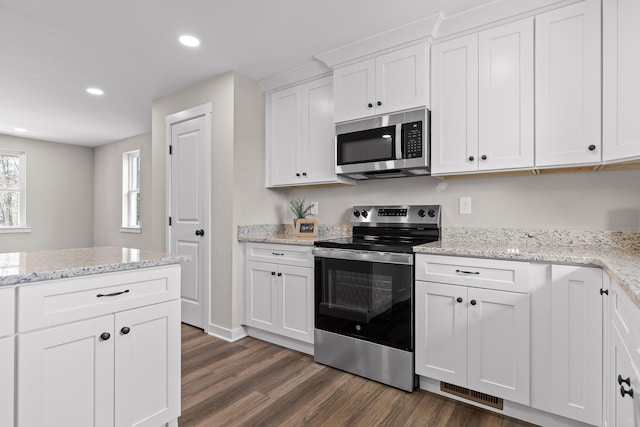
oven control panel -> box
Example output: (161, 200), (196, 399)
(351, 205), (440, 226)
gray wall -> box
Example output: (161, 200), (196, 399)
(285, 169), (640, 231)
(93, 132), (153, 248)
(0, 134), (94, 252)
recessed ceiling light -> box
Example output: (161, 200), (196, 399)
(14, 128), (27, 133)
(179, 35), (200, 47)
(87, 87), (104, 96)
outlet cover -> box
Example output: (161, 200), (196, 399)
(310, 201), (319, 215)
(459, 197), (472, 215)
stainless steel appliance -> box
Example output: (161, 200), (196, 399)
(313, 205), (441, 392)
(335, 108), (430, 180)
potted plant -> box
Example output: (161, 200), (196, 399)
(289, 198), (314, 226)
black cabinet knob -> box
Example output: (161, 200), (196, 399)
(195, 229), (205, 236)
(100, 332), (111, 341)
(277, 272), (282, 277)
(377, 101), (382, 106)
(620, 386), (634, 398)
(470, 300), (477, 306)
(120, 327), (131, 335)
(481, 155), (487, 160)
(456, 297), (463, 303)
(271, 271), (276, 276)
(618, 375), (631, 387)
(368, 103), (373, 108)
(468, 156), (475, 161)
(588, 145), (596, 151)
(302, 172), (307, 177)
(296, 173), (300, 177)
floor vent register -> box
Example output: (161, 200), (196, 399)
(440, 382), (504, 410)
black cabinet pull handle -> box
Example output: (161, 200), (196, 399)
(272, 252), (284, 256)
(456, 297), (463, 303)
(470, 300), (477, 306)
(468, 156), (475, 161)
(588, 144), (596, 151)
(100, 332), (111, 341)
(620, 386), (634, 398)
(97, 289), (130, 298)
(120, 327), (131, 335)
(481, 155), (487, 160)
(601, 289), (609, 295)
(618, 374), (631, 387)
(195, 229), (205, 236)
(456, 269), (480, 275)
(368, 103), (373, 108)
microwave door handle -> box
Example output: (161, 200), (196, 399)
(395, 123), (402, 159)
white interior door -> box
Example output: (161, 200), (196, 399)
(167, 105), (210, 329)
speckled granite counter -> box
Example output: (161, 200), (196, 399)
(414, 228), (640, 309)
(0, 246), (190, 286)
(238, 224), (351, 246)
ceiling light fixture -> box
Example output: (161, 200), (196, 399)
(179, 35), (200, 47)
(14, 128), (27, 133)
(86, 87), (104, 96)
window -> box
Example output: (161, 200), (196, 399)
(0, 150), (26, 228)
(122, 150), (140, 231)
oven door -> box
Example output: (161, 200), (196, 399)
(313, 248), (414, 351)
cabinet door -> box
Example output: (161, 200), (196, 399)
(415, 281), (467, 386)
(478, 18), (534, 171)
(603, 0), (640, 162)
(431, 34), (479, 175)
(467, 288), (530, 405)
(278, 264), (313, 343)
(375, 43), (427, 116)
(245, 261), (278, 333)
(549, 265), (603, 425)
(0, 336), (13, 427)
(18, 315), (115, 427)
(269, 85), (302, 186)
(333, 59), (376, 122)
(301, 76), (336, 184)
(535, 0), (601, 167)
(610, 323), (640, 427)
(115, 300), (180, 427)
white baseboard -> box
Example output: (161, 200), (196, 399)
(207, 323), (248, 342)
(245, 327), (314, 355)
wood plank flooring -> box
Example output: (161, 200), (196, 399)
(180, 324), (538, 427)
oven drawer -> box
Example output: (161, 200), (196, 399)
(415, 254), (530, 293)
(246, 243), (313, 268)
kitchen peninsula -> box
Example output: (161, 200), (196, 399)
(0, 246), (188, 427)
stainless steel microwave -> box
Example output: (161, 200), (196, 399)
(335, 108), (430, 179)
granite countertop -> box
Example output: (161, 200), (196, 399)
(237, 224), (351, 246)
(0, 246), (190, 286)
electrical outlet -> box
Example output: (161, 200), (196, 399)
(310, 201), (319, 215)
(459, 197), (472, 215)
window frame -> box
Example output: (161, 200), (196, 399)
(121, 149), (141, 232)
(0, 149), (28, 232)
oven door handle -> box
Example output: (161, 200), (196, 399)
(312, 248), (414, 265)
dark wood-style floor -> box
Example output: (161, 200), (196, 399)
(179, 324), (538, 427)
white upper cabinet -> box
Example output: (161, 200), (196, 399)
(603, 0), (640, 162)
(535, 0), (601, 167)
(431, 18), (533, 175)
(267, 76), (353, 187)
(333, 43), (427, 123)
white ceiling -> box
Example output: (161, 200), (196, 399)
(0, 0), (495, 147)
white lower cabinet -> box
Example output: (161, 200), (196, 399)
(415, 255), (530, 405)
(0, 286), (14, 427)
(244, 243), (314, 344)
(16, 266), (181, 427)
(548, 265), (603, 425)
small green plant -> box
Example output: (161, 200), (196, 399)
(289, 198), (314, 219)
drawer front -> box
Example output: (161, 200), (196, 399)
(416, 254), (530, 293)
(0, 287), (15, 338)
(246, 243), (313, 268)
(611, 281), (640, 368)
(18, 265), (180, 332)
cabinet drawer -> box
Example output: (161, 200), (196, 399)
(611, 281), (640, 368)
(246, 243), (313, 268)
(0, 287), (15, 338)
(18, 265), (180, 332)
(416, 254), (530, 293)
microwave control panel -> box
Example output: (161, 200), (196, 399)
(402, 121), (422, 159)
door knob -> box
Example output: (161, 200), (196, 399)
(195, 229), (205, 237)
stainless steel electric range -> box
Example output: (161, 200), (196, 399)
(312, 205), (441, 392)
